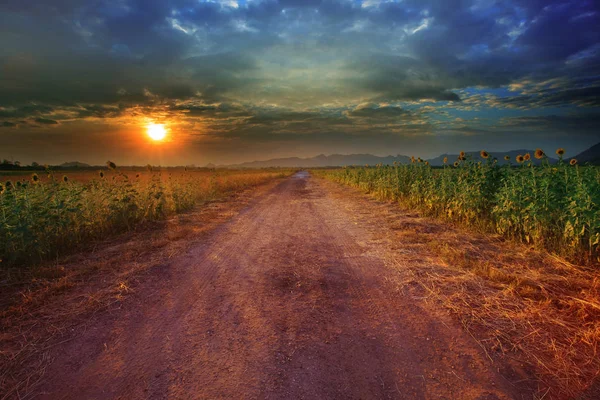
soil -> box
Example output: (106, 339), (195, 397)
(32, 172), (536, 399)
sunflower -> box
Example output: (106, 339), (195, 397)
(556, 148), (565, 157)
(516, 155), (524, 163)
(0, 183), (4, 194)
(425, 161), (429, 166)
(534, 148), (545, 159)
(443, 157), (448, 164)
(136, 173), (140, 178)
(453, 161), (459, 167)
(504, 155), (510, 161)
(99, 171), (105, 179)
(480, 150), (489, 159)
(459, 151), (465, 158)
(31, 173), (40, 183)
(524, 153), (531, 161)
(570, 158), (577, 166)
(106, 161), (117, 170)
(411, 156), (416, 163)
(62, 175), (69, 183)
(5, 180), (13, 190)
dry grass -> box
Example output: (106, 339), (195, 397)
(1, 167), (293, 266)
(0, 177), (286, 399)
(412, 239), (600, 398)
(321, 177), (600, 399)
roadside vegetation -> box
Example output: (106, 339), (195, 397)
(315, 149), (600, 265)
(315, 149), (600, 397)
(0, 164), (292, 267)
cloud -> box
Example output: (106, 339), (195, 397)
(0, 0), (599, 164)
(34, 118), (59, 125)
(0, 104), (54, 118)
(499, 114), (600, 135)
(170, 102), (254, 119)
(343, 55), (462, 102)
(345, 103), (417, 119)
(2, 0), (598, 111)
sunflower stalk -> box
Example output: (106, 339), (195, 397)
(315, 149), (600, 264)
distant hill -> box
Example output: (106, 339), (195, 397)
(224, 154), (412, 168)
(223, 150), (559, 168)
(428, 150), (557, 166)
(60, 161), (91, 168)
(573, 142), (600, 165)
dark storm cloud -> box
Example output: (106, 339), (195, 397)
(245, 111), (325, 126)
(0, 104), (55, 119)
(344, 103), (424, 122)
(344, 55), (462, 102)
(75, 104), (126, 119)
(514, 1), (600, 63)
(496, 86), (600, 109)
(346, 104), (410, 118)
(34, 118), (59, 125)
(458, 75), (600, 111)
(1, 0), (599, 164)
(171, 102), (253, 118)
(500, 113), (600, 134)
(2, 0), (599, 107)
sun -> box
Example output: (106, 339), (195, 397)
(146, 123), (167, 141)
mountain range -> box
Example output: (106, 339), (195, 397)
(60, 161), (91, 168)
(219, 154), (411, 169)
(218, 144), (600, 168)
(574, 142), (600, 165)
(8, 143), (596, 170)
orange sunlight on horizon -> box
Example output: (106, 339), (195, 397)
(146, 123), (167, 141)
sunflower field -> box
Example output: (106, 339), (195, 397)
(0, 165), (291, 267)
(315, 149), (600, 264)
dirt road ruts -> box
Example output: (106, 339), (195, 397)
(39, 172), (526, 399)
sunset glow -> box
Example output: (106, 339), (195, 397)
(1, 2), (599, 397)
(146, 123), (167, 141)
(1, 1), (599, 165)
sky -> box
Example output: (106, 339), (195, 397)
(1, 0), (599, 166)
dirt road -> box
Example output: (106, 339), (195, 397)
(38, 172), (527, 399)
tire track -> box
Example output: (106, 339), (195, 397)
(37, 172), (527, 400)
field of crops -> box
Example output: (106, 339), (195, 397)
(315, 150), (600, 265)
(0, 165), (292, 267)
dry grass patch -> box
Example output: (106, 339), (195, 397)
(400, 230), (600, 398)
(0, 177), (286, 399)
(319, 176), (600, 399)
